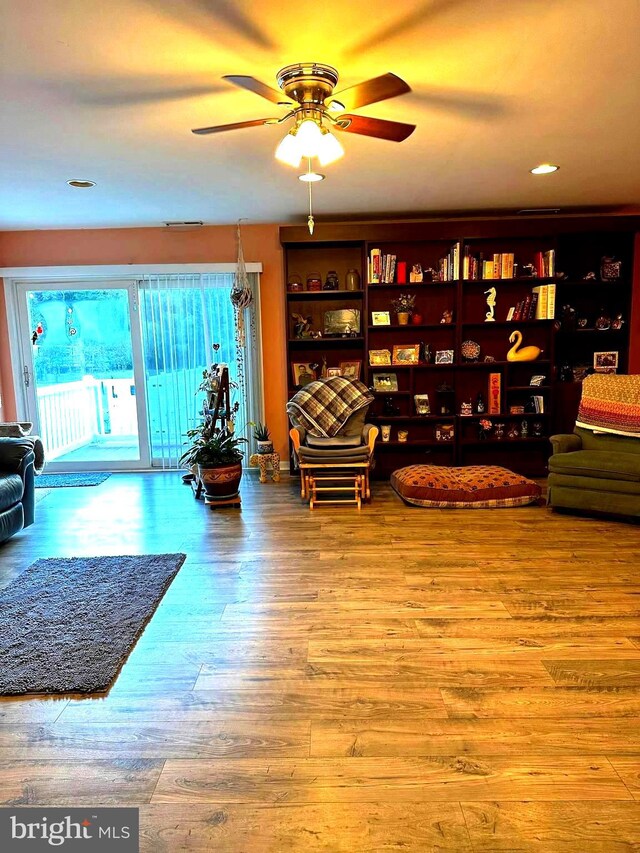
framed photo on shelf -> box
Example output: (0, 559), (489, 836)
(323, 308), (361, 336)
(371, 311), (391, 326)
(594, 351), (619, 373)
(291, 362), (317, 387)
(339, 360), (362, 380)
(369, 349), (392, 366)
(435, 349), (455, 364)
(392, 344), (420, 365)
(326, 367), (342, 378)
(373, 372), (398, 392)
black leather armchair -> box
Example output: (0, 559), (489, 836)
(0, 438), (35, 544)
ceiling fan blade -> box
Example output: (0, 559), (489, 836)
(334, 114), (416, 142)
(223, 75), (291, 106)
(328, 73), (411, 111)
(192, 118), (277, 135)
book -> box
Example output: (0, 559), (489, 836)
(482, 260), (494, 279)
(543, 249), (555, 277)
(521, 294), (532, 321)
(493, 253), (502, 280)
(488, 373), (501, 414)
(532, 285), (548, 320)
(396, 261), (407, 284)
(513, 300), (524, 322)
(528, 291), (539, 320)
(546, 282), (556, 319)
(370, 248), (381, 284)
(452, 242), (460, 279)
(506, 306), (515, 321)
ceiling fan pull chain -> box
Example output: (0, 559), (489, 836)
(307, 160), (315, 235)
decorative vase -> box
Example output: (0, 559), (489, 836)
(287, 274), (303, 292)
(397, 429), (409, 443)
(198, 462), (242, 501)
(323, 270), (339, 290)
(256, 440), (273, 454)
(397, 312), (410, 325)
(346, 269), (361, 291)
(306, 271), (322, 292)
(411, 313), (423, 325)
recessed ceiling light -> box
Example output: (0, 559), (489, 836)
(298, 172), (325, 182)
(530, 164), (559, 175)
(67, 179), (96, 188)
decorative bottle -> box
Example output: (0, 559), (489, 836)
(345, 269), (360, 291)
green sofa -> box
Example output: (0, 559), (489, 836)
(548, 426), (640, 518)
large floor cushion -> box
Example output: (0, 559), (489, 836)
(391, 465), (542, 508)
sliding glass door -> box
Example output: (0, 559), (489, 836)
(18, 282), (149, 470)
(11, 272), (262, 471)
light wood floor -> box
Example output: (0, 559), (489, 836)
(2, 472), (640, 851)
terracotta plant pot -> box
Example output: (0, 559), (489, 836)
(198, 462), (242, 501)
(397, 312), (410, 326)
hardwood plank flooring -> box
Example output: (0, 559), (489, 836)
(0, 472), (639, 850)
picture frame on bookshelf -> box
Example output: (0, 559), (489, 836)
(323, 308), (361, 336)
(594, 351), (619, 373)
(291, 362), (317, 387)
(326, 367), (342, 378)
(369, 349), (392, 366)
(435, 349), (454, 364)
(371, 311), (391, 326)
(392, 344), (420, 365)
(373, 373), (398, 392)
(339, 360), (362, 381)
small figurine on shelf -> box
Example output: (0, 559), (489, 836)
(521, 264), (537, 278)
(425, 267), (438, 282)
(484, 286), (497, 322)
(595, 309), (611, 331)
(611, 313), (625, 330)
(460, 399), (473, 417)
(291, 313), (312, 338)
(521, 419), (529, 438)
(583, 271), (597, 281)
(478, 418), (492, 440)
(507, 424), (520, 440)
(494, 423), (505, 440)
(532, 421), (544, 437)
(475, 392), (486, 414)
(409, 263), (423, 283)
(440, 308), (453, 325)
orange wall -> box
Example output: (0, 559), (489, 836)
(0, 225), (288, 456)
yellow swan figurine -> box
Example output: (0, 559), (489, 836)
(507, 330), (543, 362)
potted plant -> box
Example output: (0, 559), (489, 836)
(391, 293), (416, 325)
(180, 426), (247, 502)
(253, 422), (273, 454)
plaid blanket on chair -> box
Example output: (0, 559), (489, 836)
(287, 377), (374, 438)
(576, 373), (640, 437)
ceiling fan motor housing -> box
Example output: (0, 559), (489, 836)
(276, 63), (339, 107)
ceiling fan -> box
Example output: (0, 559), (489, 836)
(191, 63), (416, 168)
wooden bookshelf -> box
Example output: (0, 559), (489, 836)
(281, 216), (638, 477)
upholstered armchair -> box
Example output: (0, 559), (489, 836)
(0, 438), (36, 544)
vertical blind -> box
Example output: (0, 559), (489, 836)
(139, 272), (262, 468)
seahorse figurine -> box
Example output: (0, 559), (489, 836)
(507, 330), (543, 362)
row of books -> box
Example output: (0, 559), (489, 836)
(368, 243), (461, 284)
(530, 395), (545, 414)
(464, 251), (514, 280)
(369, 249), (399, 284)
(506, 284), (557, 321)
(462, 248), (556, 280)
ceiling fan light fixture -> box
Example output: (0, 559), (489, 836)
(317, 129), (344, 165)
(275, 130), (302, 167)
(295, 118), (325, 158)
(298, 171), (325, 182)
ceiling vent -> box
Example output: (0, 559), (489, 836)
(164, 221), (204, 229)
(516, 208), (561, 215)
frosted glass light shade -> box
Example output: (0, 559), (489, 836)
(317, 130), (344, 165)
(275, 132), (302, 167)
(296, 119), (324, 158)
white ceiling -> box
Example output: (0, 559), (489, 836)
(1, 0), (639, 229)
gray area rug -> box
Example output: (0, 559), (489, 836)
(0, 553), (186, 696)
(35, 473), (111, 488)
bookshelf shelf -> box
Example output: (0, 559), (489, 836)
(281, 215), (636, 477)
(287, 290), (364, 300)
